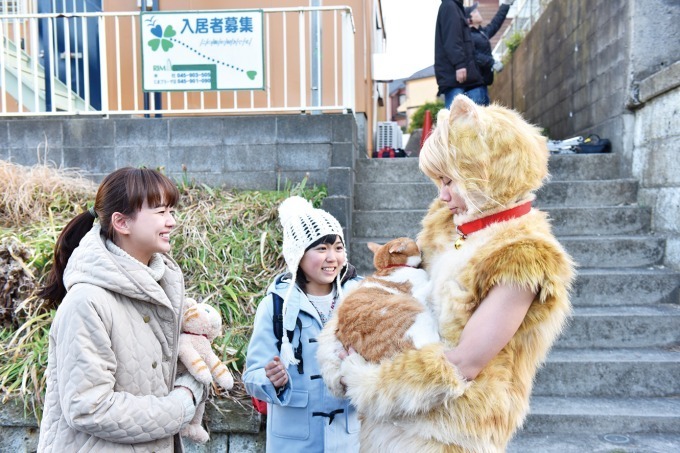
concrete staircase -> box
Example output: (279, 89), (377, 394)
(2, 37), (91, 113)
(350, 155), (680, 452)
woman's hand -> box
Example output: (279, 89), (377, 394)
(265, 356), (288, 389)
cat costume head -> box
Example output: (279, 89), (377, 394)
(419, 95), (549, 224)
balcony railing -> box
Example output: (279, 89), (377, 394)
(0, 6), (356, 116)
(492, 0), (552, 63)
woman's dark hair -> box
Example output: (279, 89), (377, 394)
(295, 234), (356, 292)
(39, 167), (180, 304)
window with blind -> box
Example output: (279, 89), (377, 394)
(0, 1), (24, 15)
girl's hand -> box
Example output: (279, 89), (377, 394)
(265, 356), (288, 389)
(338, 346), (355, 361)
(338, 347), (356, 387)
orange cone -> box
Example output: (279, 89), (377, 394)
(420, 109), (433, 150)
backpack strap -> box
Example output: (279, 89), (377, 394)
(292, 317), (304, 374)
(272, 292), (295, 348)
(271, 289), (304, 374)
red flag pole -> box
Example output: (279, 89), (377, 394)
(420, 109), (433, 150)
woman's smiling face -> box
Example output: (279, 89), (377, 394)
(299, 236), (346, 296)
(121, 198), (176, 265)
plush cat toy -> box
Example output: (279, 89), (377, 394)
(318, 237), (438, 396)
(317, 95), (574, 452)
(178, 298), (234, 443)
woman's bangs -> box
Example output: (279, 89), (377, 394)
(147, 171), (180, 208)
(126, 168), (180, 211)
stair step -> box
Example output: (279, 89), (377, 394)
(354, 179), (639, 211)
(558, 304), (680, 348)
(353, 182), (437, 210)
(572, 268), (679, 306)
(561, 235), (664, 268)
(352, 206), (651, 240)
(350, 235), (666, 273)
(521, 396), (680, 434)
(508, 432), (680, 453)
(534, 348), (680, 397)
(352, 209), (425, 238)
(535, 179), (638, 207)
(547, 206), (652, 235)
(547, 153), (621, 181)
(354, 154), (621, 184)
(3, 37), (91, 112)
(355, 158), (428, 183)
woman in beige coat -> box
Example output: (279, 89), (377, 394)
(38, 167), (204, 452)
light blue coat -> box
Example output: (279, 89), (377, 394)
(243, 274), (361, 452)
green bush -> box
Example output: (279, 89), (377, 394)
(409, 100), (444, 133)
(502, 30), (525, 65)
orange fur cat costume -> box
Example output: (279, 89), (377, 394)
(318, 95), (574, 452)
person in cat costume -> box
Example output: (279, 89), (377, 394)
(318, 94), (575, 452)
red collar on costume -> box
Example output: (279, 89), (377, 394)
(457, 201), (532, 237)
(184, 331), (210, 339)
(383, 264), (418, 269)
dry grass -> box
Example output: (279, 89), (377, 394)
(0, 160), (96, 227)
(0, 236), (38, 325)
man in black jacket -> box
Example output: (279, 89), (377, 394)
(465, 0), (515, 105)
(435, 0), (484, 108)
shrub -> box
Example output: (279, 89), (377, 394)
(502, 30), (525, 65)
(408, 100), (444, 133)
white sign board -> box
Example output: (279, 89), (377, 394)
(140, 10), (264, 91)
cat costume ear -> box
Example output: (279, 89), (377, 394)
(449, 94), (480, 125)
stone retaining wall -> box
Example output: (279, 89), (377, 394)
(0, 113), (359, 248)
(0, 398), (265, 452)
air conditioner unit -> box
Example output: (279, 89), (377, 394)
(376, 121), (403, 151)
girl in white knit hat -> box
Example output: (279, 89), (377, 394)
(243, 196), (362, 452)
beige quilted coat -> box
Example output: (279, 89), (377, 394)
(38, 224), (195, 452)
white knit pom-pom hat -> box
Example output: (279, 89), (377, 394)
(277, 196), (346, 368)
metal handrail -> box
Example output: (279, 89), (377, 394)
(0, 6), (356, 116)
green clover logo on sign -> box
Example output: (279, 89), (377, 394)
(148, 25), (176, 52)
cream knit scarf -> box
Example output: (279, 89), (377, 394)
(105, 240), (166, 282)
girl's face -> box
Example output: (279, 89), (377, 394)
(469, 9), (483, 27)
(439, 176), (468, 216)
(299, 236), (346, 296)
(120, 198), (176, 265)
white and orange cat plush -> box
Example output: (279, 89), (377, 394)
(318, 95), (574, 452)
(317, 237), (438, 396)
(335, 237), (437, 362)
(178, 299), (234, 443)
